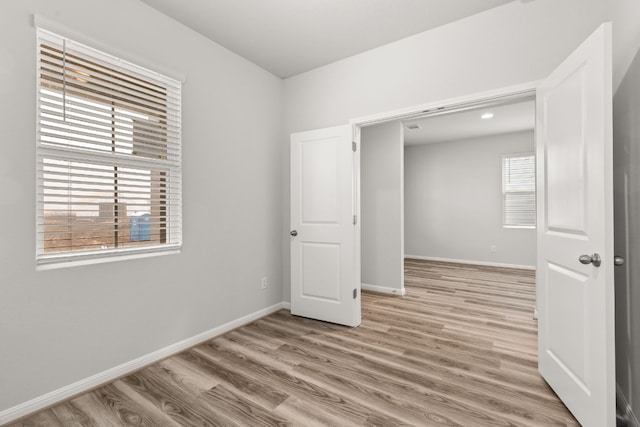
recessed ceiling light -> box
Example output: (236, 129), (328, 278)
(406, 124), (422, 130)
(481, 113), (494, 120)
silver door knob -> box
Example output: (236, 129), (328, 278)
(290, 230), (298, 237)
(614, 256), (625, 266)
(579, 253), (601, 267)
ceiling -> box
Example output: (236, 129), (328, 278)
(140, 0), (514, 78)
(403, 99), (535, 146)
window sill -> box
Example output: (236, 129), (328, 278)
(36, 244), (181, 271)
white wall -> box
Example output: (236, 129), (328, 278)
(361, 121), (404, 292)
(0, 0), (283, 413)
(610, 0), (640, 91)
(404, 131), (536, 268)
(281, 0), (612, 300)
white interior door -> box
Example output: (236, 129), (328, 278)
(290, 125), (361, 327)
(537, 23), (614, 427)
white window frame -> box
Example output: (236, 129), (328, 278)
(502, 152), (536, 229)
(35, 25), (183, 269)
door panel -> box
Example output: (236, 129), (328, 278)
(537, 23), (614, 427)
(290, 125), (360, 327)
(301, 243), (341, 301)
(301, 138), (339, 223)
(546, 262), (589, 387)
(545, 66), (587, 233)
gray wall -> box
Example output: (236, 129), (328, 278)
(611, 0), (640, 421)
(613, 30), (640, 423)
(361, 122), (404, 292)
(0, 0), (283, 412)
(404, 131), (536, 268)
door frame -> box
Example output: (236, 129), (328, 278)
(350, 80), (539, 309)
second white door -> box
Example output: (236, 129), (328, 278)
(290, 125), (360, 327)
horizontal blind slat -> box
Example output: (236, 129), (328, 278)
(39, 41), (179, 93)
(39, 131), (177, 160)
(38, 42), (180, 95)
(37, 145), (180, 170)
(39, 96), (181, 137)
(39, 109), (181, 145)
(40, 74), (181, 118)
(38, 66), (181, 113)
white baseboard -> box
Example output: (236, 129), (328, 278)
(618, 385), (640, 427)
(282, 301), (291, 310)
(404, 254), (536, 271)
(0, 302), (289, 425)
(361, 283), (406, 296)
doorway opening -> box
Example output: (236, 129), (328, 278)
(357, 89), (537, 302)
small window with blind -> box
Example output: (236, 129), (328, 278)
(36, 28), (182, 267)
(502, 153), (536, 228)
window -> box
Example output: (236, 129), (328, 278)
(502, 153), (536, 228)
(36, 28), (182, 267)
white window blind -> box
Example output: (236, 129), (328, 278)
(502, 153), (536, 228)
(36, 28), (182, 266)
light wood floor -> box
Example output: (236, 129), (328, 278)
(10, 259), (579, 426)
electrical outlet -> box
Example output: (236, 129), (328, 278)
(261, 277), (268, 289)
(490, 245), (497, 253)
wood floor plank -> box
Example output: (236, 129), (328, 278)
(60, 391), (133, 427)
(199, 383), (290, 427)
(192, 343), (380, 425)
(273, 397), (355, 427)
(8, 410), (65, 427)
(156, 356), (221, 393)
(119, 369), (238, 426)
(11, 259), (579, 426)
(49, 401), (100, 427)
(178, 349), (290, 410)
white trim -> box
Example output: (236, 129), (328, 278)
(350, 82), (539, 339)
(353, 125), (363, 325)
(0, 302), (288, 425)
(32, 14), (187, 84)
(350, 81), (539, 128)
(617, 385), (640, 427)
(361, 283), (406, 296)
(399, 124), (406, 298)
(405, 254), (536, 271)
(282, 301), (291, 310)
(36, 247), (182, 271)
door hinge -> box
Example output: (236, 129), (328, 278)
(352, 141), (357, 152)
(353, 214), (357, 225)
(353, 288), (358, 299)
